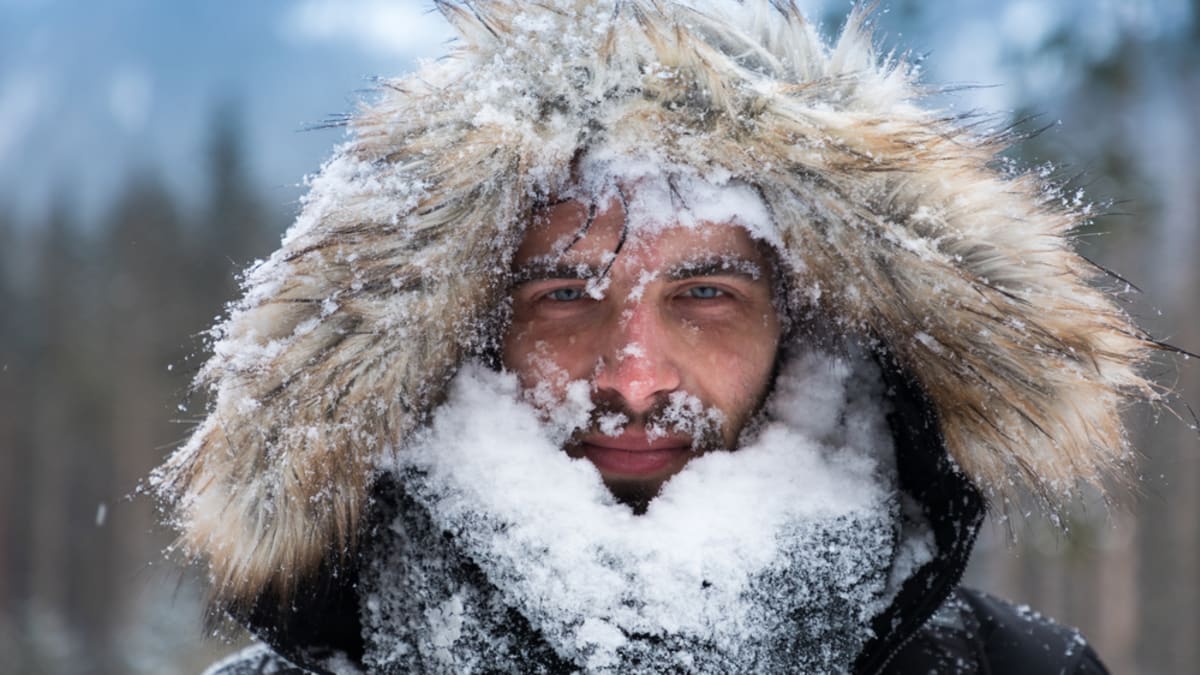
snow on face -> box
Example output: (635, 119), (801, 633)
(502, 185), (783, 510)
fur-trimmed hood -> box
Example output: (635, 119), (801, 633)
(154, 0), (1161, 612)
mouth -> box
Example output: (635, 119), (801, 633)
(574, 430), (694, 480)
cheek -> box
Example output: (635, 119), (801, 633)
(689, 319), (780, 413)
(499, 323), (527, 373)
(711, 352), (772, 405)
(501, 322), (596, 391)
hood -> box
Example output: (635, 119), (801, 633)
(153, 0), (1161, 617)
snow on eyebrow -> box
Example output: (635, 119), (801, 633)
(664, 255), (764, 280)
(511, 261), (602, 283)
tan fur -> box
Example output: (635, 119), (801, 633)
(152, 0), (1162, 608)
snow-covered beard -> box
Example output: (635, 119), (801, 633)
(360, 348), (935, 673)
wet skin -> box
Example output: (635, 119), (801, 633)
(501, 196), (783, 510)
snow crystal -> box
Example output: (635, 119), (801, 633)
(626, 269), (659, 302)
(615, 342), (644, 360)
(321, 652), (365, 675)
(234, 395), (261, 415)
(425, 593), (466, 657)
(583, 273), (611, 300)
(915, 331), (944, 355)
(648, 391), (725, 444)
(596, 412), (628, 437)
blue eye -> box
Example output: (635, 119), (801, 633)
(548, 287), (584, 301)
(686, 286), (723, 299)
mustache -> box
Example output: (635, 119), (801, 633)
(569, 391), (728, 452)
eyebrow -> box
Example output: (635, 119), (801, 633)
(664, 256), (764, 282)
(511, 255), (765, 285)
(511, 262), (602, 285)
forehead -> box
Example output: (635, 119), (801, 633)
(513, 198), (770, 272)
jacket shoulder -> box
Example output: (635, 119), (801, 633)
(883, 587), (1108, 674)
(958, 588), (1108, 674)
(202, 643), (307, 675)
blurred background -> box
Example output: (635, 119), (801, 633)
(0, 1), (1195, 672)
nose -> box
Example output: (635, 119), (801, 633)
(592, 300), (682, 412)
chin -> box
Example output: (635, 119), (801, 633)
(600, 476), (666, 515)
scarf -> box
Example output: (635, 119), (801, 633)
(359, 350), (934, 673)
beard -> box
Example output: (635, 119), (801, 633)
(361, 350), (933, 673)
(567, 389), (733, 452)
(560, 389), (734, 512)
(520, 357), (780, 513)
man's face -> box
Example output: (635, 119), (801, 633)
(501, 195), (784, 510)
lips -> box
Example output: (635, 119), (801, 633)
(577, 430), (693, 479)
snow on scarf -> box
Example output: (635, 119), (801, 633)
(359, 349), (935, 673)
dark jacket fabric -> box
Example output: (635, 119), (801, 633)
(205, 588), (1107, 675)
(883, 588), (1109, 675)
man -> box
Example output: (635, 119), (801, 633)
(156, 2), (1162, 673)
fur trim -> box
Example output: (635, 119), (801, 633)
(153, 0), (1161, 608)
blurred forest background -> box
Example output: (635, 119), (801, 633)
(0, 1), (1196, 673)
